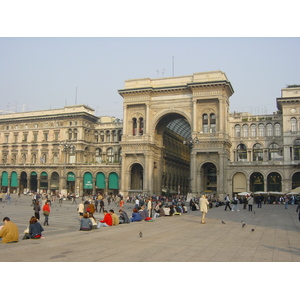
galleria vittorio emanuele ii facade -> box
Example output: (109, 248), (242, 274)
(1, 71), (300, 200)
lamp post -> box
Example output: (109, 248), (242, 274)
(183, 136), (199, 196)
(61, 141), (75, 191)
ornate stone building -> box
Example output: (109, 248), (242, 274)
(1, 71), (300, 199)
(0, 105), (122, 196)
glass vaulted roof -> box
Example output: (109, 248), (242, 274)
(166, 118), (191, 140)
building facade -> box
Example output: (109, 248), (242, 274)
(1, 71), (300, 199)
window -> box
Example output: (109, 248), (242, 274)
(242, 124), (248, 137)
(203, 114), (208, 133)
(43, 132), (48, 141)
(95, 148), (102, 163)
(268, 143), (282, 160)
(33, 132), (38, 141)
(132, 118), (137, 136)
(253, 143), (263, 161)
(100, 131), (104, 142)
(14, 134), (18, 143)
(291, 118), (297, 132)
(293, 139), (300, 160)
(266, 123), (273, 137)
(258, 124), (265, 137)
(5, 135), (9, 143)
(237, 144), (247, 161)
(139, 118), (144, 135)
(235, 124), (241, 137)
(250, 124), (256, 137)
(23, 133), (28, 142)
(274, 123), (281, 136)
(107, 148), (114, 163)
(106, 131), (110, 142)
(210, 114), (216, 132)
(54, 131), (59, 140)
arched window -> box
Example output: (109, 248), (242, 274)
(202, 114), (208, 133)
(106, 130), (110, 142)
(210, 113), (216, 132)
(250, 124), (256, 137)
(107, 147), (114, 163)
(132, 118), (137, 136)
(293, 139), (300, 160)
(242, 124), (248, 137)
(266, 123), (273, 136)
(139, 118), (144, 135)
(95, 148), (102, 163)
(268, 143), (282, 160)
(274, 123), (281, 136)
(258, 124), (265, 137)
(235, 124), (241, 137)
(237, 144), (247, 161)
(253, 143), (263, 161)
(291, 118), (297, 132)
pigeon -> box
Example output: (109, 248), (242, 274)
(251, 229), (255, 232)
(253, 211), (256, 215)
(139, 231), (143, 238)
(242, 222), (246, 228)
(221, 220), (226, 224)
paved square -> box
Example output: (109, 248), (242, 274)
(0, 195), (299, 262)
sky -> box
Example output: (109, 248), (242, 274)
(0, 37), (299, 120)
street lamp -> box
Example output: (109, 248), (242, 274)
(183, 136), (199, 195)
(183, 136), (200, 149)
(60, 141), (75, 190)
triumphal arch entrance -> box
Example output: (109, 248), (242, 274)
(118, 71), (234, 197)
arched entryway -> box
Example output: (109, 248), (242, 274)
(250, 172), (264, 193)
(130, 163), (143, 194)
(267, 172), (282, 192)
(232, 172), (247, 194)
(201, 162), (217, 193)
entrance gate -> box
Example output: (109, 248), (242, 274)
(118, 71), (234, 197)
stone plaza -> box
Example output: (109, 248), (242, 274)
(0, 194), (299, 262)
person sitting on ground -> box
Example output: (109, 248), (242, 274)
(88, 212), (98, 229)
(109, 209), (119, 226)
(173, 205), (182, 215)
(28, 216), (44, 239)
(0, 216), (19, 243)
(138, 206), (147, 220)
(119, 209), (130, 224)
(97, 210), (113, 228)
(80, 213), (93, 231)
(130, 208), (142, 222)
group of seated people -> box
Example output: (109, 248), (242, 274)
(80, 202), (188, 231)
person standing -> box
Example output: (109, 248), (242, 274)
(146, 198), (152, 217)
(247, 194), (254, 211)
(257, 195), (263, 208)
(231, 194), (240, 211)
(199, 194), (209, 224)
(99, 198), (104, 213)
(77, 201), (85, 220)
(295, 202), (300, 222)
(224, 194), (231, 211)
(5, 193), (12, 204)
(33, 200), (41, 220)
(0, 191), (3, 202)
(0, 217), (19, 243)
(42, 200), (51, 225)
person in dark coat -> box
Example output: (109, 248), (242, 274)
(119, 209), (130, 224)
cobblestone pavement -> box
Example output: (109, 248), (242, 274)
(0, 195), (299, 262)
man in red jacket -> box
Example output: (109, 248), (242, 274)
(97, 210), (113, 228)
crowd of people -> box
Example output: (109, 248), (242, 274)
(1, 191), (300, 243)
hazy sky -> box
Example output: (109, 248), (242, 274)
(0, 37), (299, 119)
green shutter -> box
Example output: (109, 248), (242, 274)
(11, 172), (18, 187)
(96, 172), (105, 189)
(67, 172), (75, 181)
(41, 172), (48, 177)
(31, 171), (37, 176)
(83, 172), (93, 189)
(108, 172), (119, 189)
(2, 171), (8, 186)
